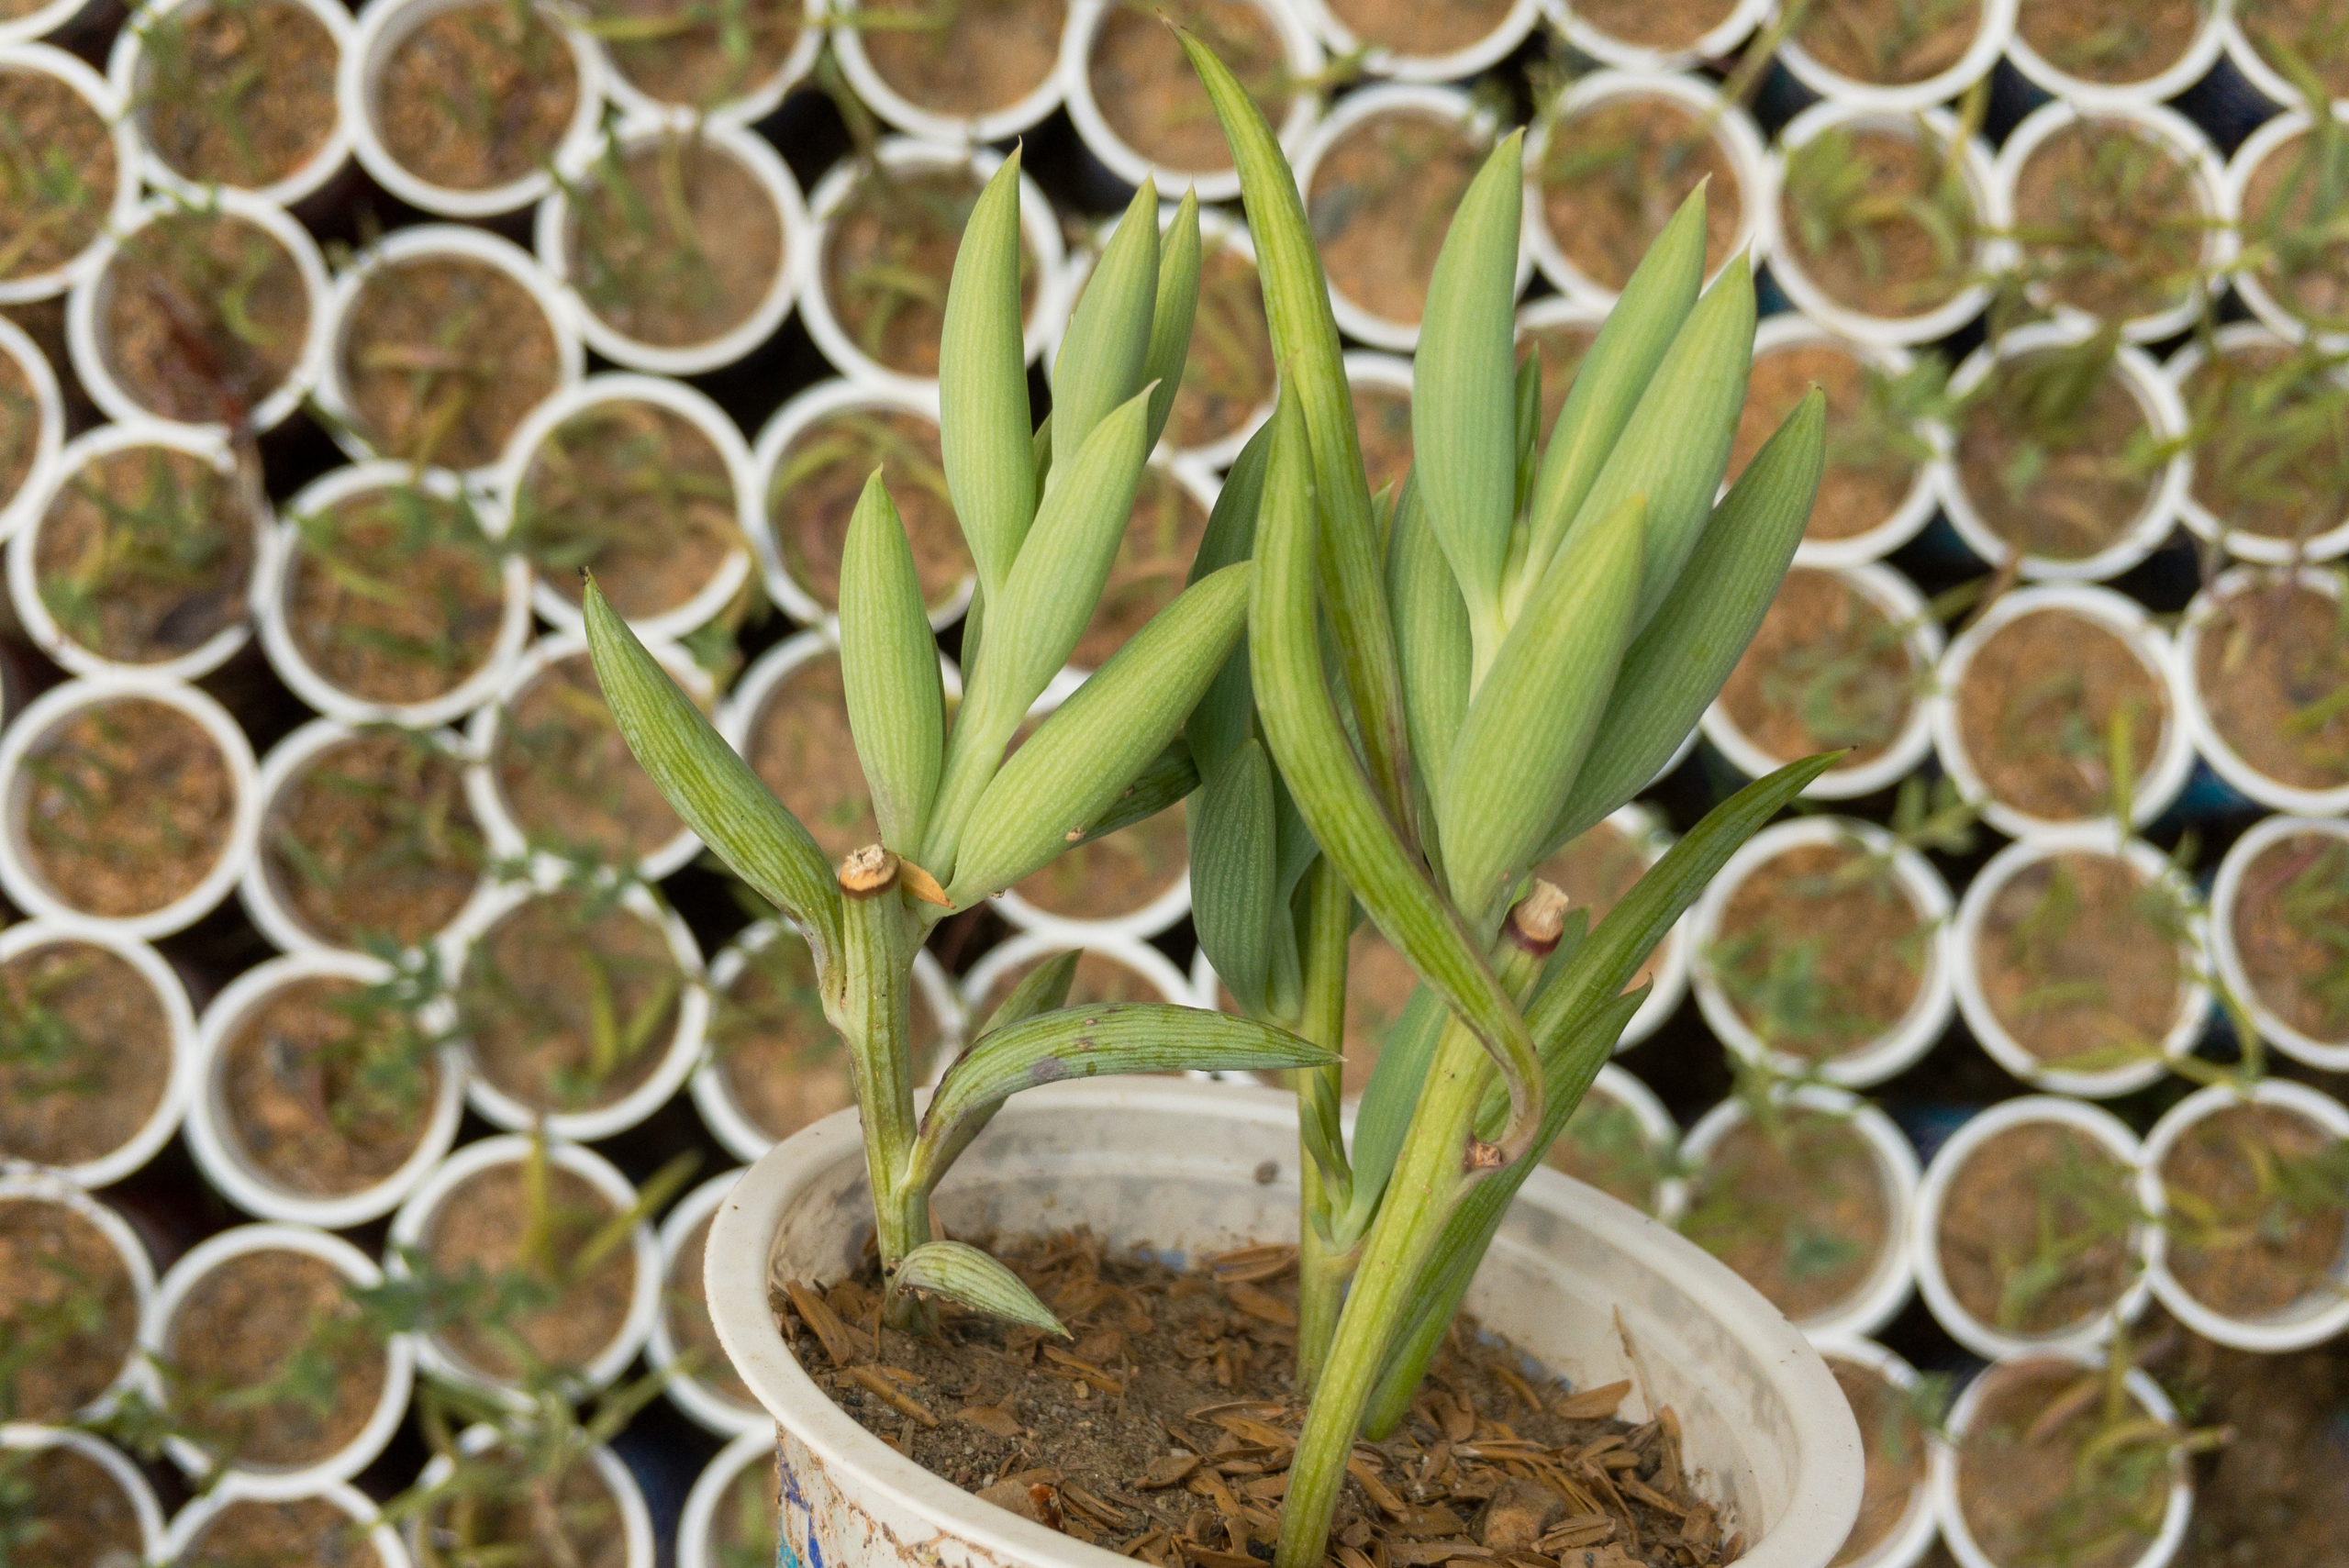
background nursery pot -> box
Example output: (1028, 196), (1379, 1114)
(0, 1172), (157, 1420)
(2176, 565), (2349, 816)
(1291, 0), (1536, 83)
(1539, 0), (1770, 72)
(679, 1427), (780, 1568)
(2225, 108), (2349, 352)
(2163, 321), (2349, 565)
(704, 1078), (1865, 1568)
(2006, 0), (2228, 109)
(161, 1479), (413, 1568)
(2209, 814), (2349, 1071)
(0, 314), (62, 544)
(584, 0), (819, 125)
(0, 43), (144, 306)
(829, 0), (1068, 145)
(411, 1421), (655, 1568)
(1777, 0), (2017, 113)
(648, 1165), (763, 1437)
(1809, 1335), (1941, 1568)
(0, 1424), (165, 1561)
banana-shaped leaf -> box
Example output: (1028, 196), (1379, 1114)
(1186, 420), (1274, 780)
(1192, 738), (1279, 1017)
(1143, 194), (1203, 454)
(1413, 133), (1524, 632)
(1052, 180), (1161, 470)
(1074, 739), (1198, 848)
(839, 472), (945, 856)
(946, 562), (1250, 904)
(1386, 469), (1469, 822)
(1546, 391), (1825, 849)
(938, 152), (1036, 599)
(583, 584), (842, 971)
(892, 1240), (1068, 1336)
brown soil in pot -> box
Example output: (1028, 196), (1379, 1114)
(181, 1496), (383, 1568)
(776, 1231), (1738, 1566)
(2158, 1101), (2348, 1320)
(131, 0), (340, 192)
(1779, 128), (1976, 323)
(564, 133), (784, 351)
(422, 1158), (638, 1380)
(1171, 241), (1274, 452)
(1308, 109), (1485, 331)
(2179, 339), (2349, 548)
(1537, 96), (1738, 295)
(1953, 1358), (2171, 1568)
(1088, 0), (1289, 176)
(582, 0), (803, 112)
(2240, 125), (2349, 338)
(1796, 0), (1981, 85)
(514, 400), (740, 622)
(664, 1211), (755, 1407)
(1954, 606), (2166, 825)
(1322, 0), (1512, 57)
(1352, 381), (1412, 505)
(2010, 121), (2207, 328)
(375, 0), (579, 193)
(0, 350), (36, 511)
(0, 68), (117, 287)
(18, 697), (237, 921)
(34, 444), (254, 666)
(495, 651), (694, 866)
(100, 209), (310, 424)
(1726, 341), (1919, 544)
(2, 1444), (146, 1568)
(457, 889), (685, 1116)
(0, 941), (171, 1173)
(1519, 319), (1596, 443)
(1567, 0), (1734, 51)
(746, 647), (882, 862)
(338, 254), (564, 472)
(714, 924), (948, 1140)
(1544, 1086), (1669, 1216)
(262, 729), (484, 950)
(1825, 1355), (1927, 1568)
(2018, 0), (2206, 86)
(855, 0), (1063, 118)
(1709, 840), (1928, 1061)
(1936, 1121), (2138, 1338)
(422, 1442), (629, 1568)
(221, 974), (443, 1197)
(2193, 576), (2349, 793)
(0, 1197), (139, 1422)
(1536, 817), (1667, 997)
(1716, 567), (1920, 773)
(1680, 1106), (1890, 1323)
(823, 164), (1041, 380)
(285, 480), (509, 706)
(165, 1247), (384, 1468)
(1954, 350), (2159, 565)
(1072, 464), (1210, 669)
(2239, 0), (2349, 102)
(771, 405), (971, 614)
(2228, 829), (2349, 1045)
(1976, 850), (2188, 1073)
(1013, 803), (1187, 924)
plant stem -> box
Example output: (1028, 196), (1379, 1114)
(830, 844), (927, 1327)
(1294, 855), (1355, 1388)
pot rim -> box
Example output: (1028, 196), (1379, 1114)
(0, 1423), (166, 1556)
(1289, 0), (1538, 83)
(2223, 106), (2349, 353)
(161, 1475), (414, 1568)
(2207, 813), (2349, 1072)
(0, 44), (144, 304)
(0, 1172), (157, 1418)
(2163, 321), (2349, 563)
(2174, 563), (2349, 815)
(410, 1421), (655, 1568)
(829, 0), (1068, 143)
(677, 1426), (777, 1568)
(1776, 0), (2018, 113)
(2222, 11), (2349, 117)
(0, 314), (64, 545)
(1537, 0), (1770, 72)
(2006, 0), (2230, 109)
(1805, 1334), (1943, 1568)
(590, 0), (822, 127)
(648, 1164), (764, 1438)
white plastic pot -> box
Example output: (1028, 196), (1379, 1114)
(1691, 816), (1955, 1088)
(1927, 583), (2195, 841)
(0, 1425), (164, 1558)
(1060, 0), (1320, 202)
(1523, 70), (1772, 309)
(750, 383), (973, 628)
(2165, 321), (2349, 563)
(466, 629), (713, 885)
(8, 419), (262, 683)
(1988, 101), (2231, 346)
(2222, 8), (2346, 114)
(1931, 1351), (2190, 1568)
(1940, 319), (2190, 583)
(2006, 0), (2228, 112)
(184, 950), (467, 1229)
(140, 1222), (414, 1497)
(692, 917), (963, 1164)
(1676, 1084), (1922, 1344)
(703, 1077), (1865, 1568)
(2176, 565), (2349, 816)
(106, 0), (355, 206)
(1764, 101), (2002, 350)
(2210, 813), (2349, 1072)
(0, 676), (262, 941)
(0, 45), (143, 305)
(162, 1478), (413, 1568)
(1291, 0), (1537, 83)
(385, 1135), (663, 1400)
(1700, 560), (1943, 800)
(1910, 1095), (2150, 1363)
(439, 866), (710, 1142)
(256, 462), (532, 728)
(0, 922), (195, 1188)
(961, 926), (1198, 1029)
(1540, 0), (1770, 72)
(1777, 0), (2018, 113)
(0, 314), (63, 544)
(798, 140), (1065, 398)
(678, 1427), (777, 1568)
(410, 1422), (653, 1568)
(1807, 1335), (1942, 1568)
(1291, 84), (1528, 353)
(493, 373), (757, 642)
(830, 0), (1066, 143)
(534, 118), (810, 376)
(593, 0), (820, 126)
(342, 0), (605, 218)
(0, 0), (100, 45)
(1555, 801), (1691, 1052)
(1951, 830), (2210, 1099)
(1568, 1062), (1688, 1226)
(0, 1173), (155, 1417)
(2139, 1077), (2349, 1353)
(649, 1166), (763, 1437)
(314, 223), (587, 478)
(2224, 107), (2349, 352)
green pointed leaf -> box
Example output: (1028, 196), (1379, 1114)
(1143, 193), (1203, 454)
(1052, 179), (1161, 472)
(974, 949), (1080, 1039)
(1336, 979), (1450, 1237)
(1185, 419), (1274, 781)
(1547, 391), (1825, 848)
(583, 583), (842, 969)
(1386, 468), (1469, 825)
(945, 562), (1250, 904)
(840, 471), (945, 856)
(939, 151), (1037, 599)
(1438, 494), (1642, 920)
(1074, 737), (1197, 847)
(1513, 348), (1541, 517)
(1192, 738), (1279, 1017)
(891, 1240), (1068, 1336)
(1413, 132), (1524, 629)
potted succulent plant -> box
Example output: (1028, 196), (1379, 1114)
(0, 1173), (153, 1424)
(593, 36), (1859, 1568)
(2166, 321), (2349, 564)
(106, 0), (352, 206)
(2210, 813), (2349, 1071)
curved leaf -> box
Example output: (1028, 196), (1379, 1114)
(1143, 193), (1203, 453)
(1191, 737), (1279, 1017)
(1052, 180), (1161, 470)
(892, 1240), (1067, 1336)
(938, 151), (1037, 598)
(839, 471), (946, 855)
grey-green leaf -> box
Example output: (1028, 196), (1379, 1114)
(973, 949), (1080, 1039)
(839, 471), (945, 855)
(1143, 193), (1203, 454)
(1052, 179), (1161, 472)
(1191, 738), (1279, 1017)
(891, 1240), (1068, 1336)
(1074, 738), (1199, 847)
(1185, 418), (1273, 781)
(1386, 468), (1469, 825)
(938, 151), (1036, 599)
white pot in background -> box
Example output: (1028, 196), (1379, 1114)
(592, 0), (820, 126)
(162, 1478), (412, 1568)
(410, 1422), (654, 1568)
(648, 1166), (762, 1437)
(961, 926), (1198, 1029)
(1808, 1334), (1943, 1568)
(1572, 1062), (1689, 1226)
(1549, 801), (1692, 1053)
(1292, 0), (1537, 83)
(2222, 9), (2347, 114)
(0, 45), (143, 305)
(678, 1427), (778, 1568)
(1540, 0), (1770, 72)
(829, 0), (1066, 143)
(2224, 107), (2349, 352)
(704, 1078), (1865, 1568)
(0, 1425), (165, 1557)
(2209, 814), (2349, 1072)
(1776, 0), (2018, 113)
(2165, 322), (2349, 564)
(0, 314), (63, 544)
(2006, 0), (2228, 111)
(139, 1222), (415, 1497)
(1910, 1095), (2151, 1362)
(184, 950), (466, 1228)
(2176, 564), (2349, 816)
(0, 1173), (155, 1416)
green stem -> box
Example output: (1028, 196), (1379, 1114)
(830, 845), (928, 1327)
(1293, 856), (1355, 1387)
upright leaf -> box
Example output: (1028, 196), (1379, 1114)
(938, 152), (1037, 598)
(1192, 737), (1279, 1016)
(839, 472), (945, 856)
(1386, 470), (1469, 823)
(1143, 193), (1204, 453)
(1051, 179), (1161, 471)
(1186, 420), (1274, 780)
